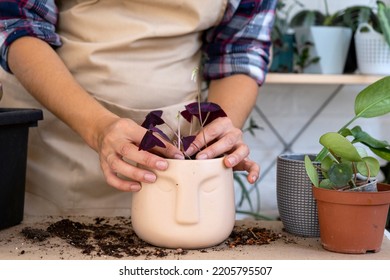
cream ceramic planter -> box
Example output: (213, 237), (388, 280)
(131, 157), (235, 249)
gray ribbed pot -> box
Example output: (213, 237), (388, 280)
(276, 154), (321, 237)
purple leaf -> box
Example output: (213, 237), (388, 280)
(180, 109), (194, 123)
(181, 102), (227, 125)
(181, 135), (196, 151)
(141, 110), (165, 129)
(150, 126), (170, 142)
(139, 130), (166, 151)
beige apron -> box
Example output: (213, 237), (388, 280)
(0, 0), (227, 216)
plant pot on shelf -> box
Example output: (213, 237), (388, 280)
(0, 108), (43, 230)
(270, 33), (295, 73)
(276, 154), (322, 237)
(313, 182), (390, 254)
(131, 157), (235, 249)
(294, 26), (352, 74)
(355, 23), (390, 75)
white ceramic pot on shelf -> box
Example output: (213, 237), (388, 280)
(131, 157), (235, 249)
(294, 26), (352, 74)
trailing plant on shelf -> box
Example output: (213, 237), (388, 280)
(138, 67), (226, 158)
(304, 76), (390, 191)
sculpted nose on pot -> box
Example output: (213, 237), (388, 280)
(175, 184), (199, 225)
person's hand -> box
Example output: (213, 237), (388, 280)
(185, 117), (260, 184)
(95, 117), (183, 192)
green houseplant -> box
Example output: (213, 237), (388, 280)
(332, 5), (380, 73)
(355, 1), (390, 75)
(290, 0), (351, 73)
(291, 1), (377, 73)
(304, 76), (390, 254)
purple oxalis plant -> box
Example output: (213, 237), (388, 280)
(139, 66), (227, 158)
(139, 101), (227, 157)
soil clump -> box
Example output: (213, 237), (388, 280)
(21, 217), (283, 258)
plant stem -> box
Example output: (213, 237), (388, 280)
(324, 0), (329, 17)
(177, 111), (181, 150)
(194, 66), (208, 149)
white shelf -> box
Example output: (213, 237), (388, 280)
(265, 73), (385, 85)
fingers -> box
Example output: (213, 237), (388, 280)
(188, 117), (244, 158)
(97, 118), (176, 191)
(185, 117), (260, 184)
(188, 117), (249, 166)
(230, 158), (261, 184)
(97, 116), (260, 190)
(101, 158), (143, 192)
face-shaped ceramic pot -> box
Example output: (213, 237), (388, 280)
(131, 157), (235, 249)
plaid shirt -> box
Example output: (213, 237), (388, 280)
(0, 0), (276, 85)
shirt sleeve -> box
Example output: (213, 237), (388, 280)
(0, 0), (61, 73)
(202, 0), (277, 86)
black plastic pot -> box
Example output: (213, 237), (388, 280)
(0, 108), (43, 230)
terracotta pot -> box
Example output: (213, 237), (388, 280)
(313, 183), (390, 254)
(131, 157), (235, 249)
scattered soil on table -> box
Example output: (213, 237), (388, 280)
(21, 227), (51, 242)
(226, 226), (283, 247)
(21, 217), (284, 259)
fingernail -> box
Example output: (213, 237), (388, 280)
(197, 153), (208, 160)
(227, 157), (236, 166)
(144, 173), (156, 183)
(251, 175), (258, 183)
(156, 160), (168, 170)
(174, 153), (185, 160)
(130, 184), (142, 192)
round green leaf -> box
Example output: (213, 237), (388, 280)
(319, 179), (334, 189)
(319, 132), (362, 162)
(328, 162), (353, 187)
(357, 156), (380, 177)
(355, 146), (368, 158)
(320, 155), (333, 178)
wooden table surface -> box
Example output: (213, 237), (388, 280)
(0, 216), (389, 260)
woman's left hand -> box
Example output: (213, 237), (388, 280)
(185, 117), (260, 184)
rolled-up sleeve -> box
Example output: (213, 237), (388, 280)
(202, 0), (277, 85)
(0, 0), (61, 73)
